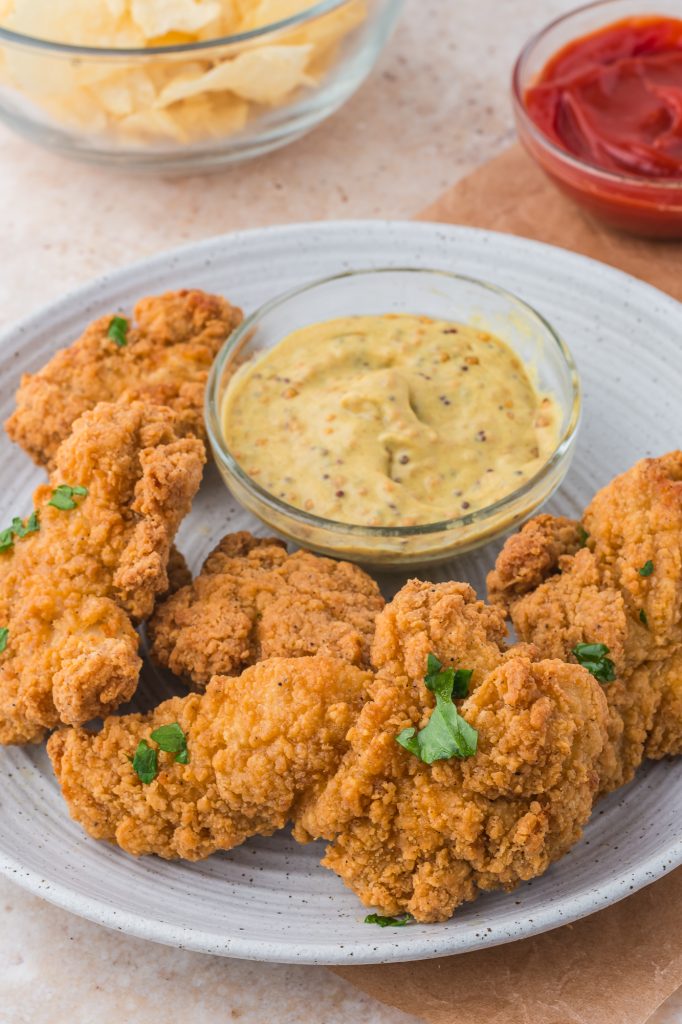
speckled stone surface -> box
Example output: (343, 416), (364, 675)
(1, 0), (681, 1021)
(0, 879), (419, 1024)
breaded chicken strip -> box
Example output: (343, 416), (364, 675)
(48, 657), (370, 859)
(5, 289), (242, 469)
(0, 401), (205, 745)
(49, 582), (606, 923)
(487, 452), (682, 791)
(148, 532), (384, 687)
(297, 581), (608, 922)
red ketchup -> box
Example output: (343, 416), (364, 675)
(519, 16), (682, 236)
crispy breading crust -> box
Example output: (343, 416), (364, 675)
(148, 531), (385, 687)
(49, 581), (607, 923)
(487, 514), (582, 606)
(487, 452), (682, 792)
(0, 401), (205, 744)
(47, 656), (371, 859)
(296, 581), (608, 922)
(5, 289), (242, 469)
(164, 546), (193, 597)
(370, 578), (509, 685)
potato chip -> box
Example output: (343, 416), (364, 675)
(0, 0), (366, 146)
(93, 68), (157, 117)
(42, 88), (110, 134)
(118, 105), (188, 142)
(239, 0), (317, 30)
(277, 1), (366, 54)
(4, 0), (142, 46)
(120, 91), (248, 141)
(131, 0), (222, 39)
(158, 43), (312, 106)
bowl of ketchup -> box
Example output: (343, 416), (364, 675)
(513, 0), (682, 238)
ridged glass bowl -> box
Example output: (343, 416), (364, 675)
(206, 268), (582, 568)
(0, 0), (404, 170)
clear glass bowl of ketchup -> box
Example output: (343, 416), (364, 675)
(513, 0), (682, 238)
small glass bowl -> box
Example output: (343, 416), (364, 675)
(0, 0), (403, 171)
(513, 0), (682, 238)
(205, 268), (581, 569)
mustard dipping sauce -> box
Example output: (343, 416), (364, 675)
(221, 315), (560, 528)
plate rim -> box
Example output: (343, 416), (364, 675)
(1, 218), (681, 965)
(0, 806), (678, 964)
(1, 218), (681, 353)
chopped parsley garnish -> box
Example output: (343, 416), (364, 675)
(424, 652), (472, 699)
(131, 724), (190, 783)
(577, 525), (590, 547)
(150, 722), (190, 765)
(0, 628), (8, 654)
(11, 511), (39, 537)
(107, 316), (129, 348)
(364, 913), (412, 927)
(396, 652), (478, 764)
(0, 510), (40, 553)
(640, 609), (648, 626)
(638, 560), (654, 577)
(131, 740), (158, 784)
(573, 642), (616, 683)
(48, 485), (88, 511)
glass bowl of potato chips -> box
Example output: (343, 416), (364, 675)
(0, 0), (403, 169)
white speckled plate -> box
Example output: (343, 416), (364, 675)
(0, 221), (680, 965)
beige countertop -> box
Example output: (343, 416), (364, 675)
(1, 1), (681, 1022)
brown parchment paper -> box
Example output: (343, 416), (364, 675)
(332, 144), (682, 1024)
(418, 143), (682, 300)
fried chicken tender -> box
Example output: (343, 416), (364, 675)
(5, 289), (242, 469)
(297, 580), (608, 922)
(49, 580), (607, 921)
(47, 657), (371, 860)
(487, 452), (682, 791)
(148, 531), (384, 687)
(0, 401), (205, 745)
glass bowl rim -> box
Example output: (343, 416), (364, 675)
(0, 0), (359, 57)
(205, 266), (582, 540)
(512, 0), (682, 193)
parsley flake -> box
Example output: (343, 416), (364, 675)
(151, 722), (189, 765)
(396, 652), (478, 764)
(364, 913), (412, 928)
(577, 525), (590, 547)
(0, 510), (40, 553)
(107, 316), (129, 348)
(638, 560), (654, 577)
(640, 609), (648, 626)
(11, 511), (39, 537)
(0, 627), (8, 654)
(573, 642), (616, 684)
(131, 740), (158, 784)
(49, 485), (89, 511)
(424, 652), (472, 699)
